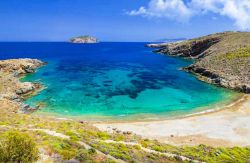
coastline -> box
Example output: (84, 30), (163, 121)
(35, 91), (241, 123)
(147, 32), (250, 94)
(94, 94), (250, 147)
(1, 58), (249, 148)
(3, 57), (237, 120)
(0, 59), (45, 113)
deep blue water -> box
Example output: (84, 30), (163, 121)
(0, 42), (235, 120)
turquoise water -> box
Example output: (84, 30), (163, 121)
(0, 42), (235, 120)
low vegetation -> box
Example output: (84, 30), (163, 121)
(140, 139), (250, 162)
(0, 106), (250, 162)
(225, 46), (250, 59)
(0, 130), (39, 163)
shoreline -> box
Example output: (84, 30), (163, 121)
(0, 59), (45, 113)
(35, 91), (242, 123)
(176, 93), (245, 120)
(147, 32), (250, 94)
(94, 94), (250, 147)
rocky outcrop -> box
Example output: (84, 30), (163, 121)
(147, 32), (250, 93)
(184, 66), (250, 93)
(70, 35), (99, 43)
(147, 33), (222, 58)
(15, 82), (42, 95)
(0, 59), (45, 76)
(0, 59), (45, 113)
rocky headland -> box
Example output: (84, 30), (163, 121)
(147, 31), (250, 93)
(0, 59), (45, 113)
(70, 35), (99, 43)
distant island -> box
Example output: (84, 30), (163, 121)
(70, 35), (99, 43)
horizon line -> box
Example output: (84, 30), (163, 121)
(0, 41), (157, 43)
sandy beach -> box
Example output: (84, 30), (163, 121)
(95, 94), (250, 147)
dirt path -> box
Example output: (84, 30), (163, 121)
(34, 129), (126, 163)
(34, 128), (202, 162)
(102, 140), (203, 163)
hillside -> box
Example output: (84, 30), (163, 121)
(147, 32), (250, 93)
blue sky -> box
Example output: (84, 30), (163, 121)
(0, 0), (249, 42)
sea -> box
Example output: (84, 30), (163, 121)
(0, 42), (237, 121)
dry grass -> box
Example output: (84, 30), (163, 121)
(225, 46), (250, 59)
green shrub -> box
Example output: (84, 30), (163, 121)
(226, 46), (250, 59)
(0, 130), (39, 163)
(76, 149), (95, 162)
(140, 140), (149, 148)
(152, 145), (165, 152)
(47, 138), (78, 160)
(103, 159), (117, 163)
(134, 145), (141, 150)
(60, 150), (77, 160)
(97, 131), (110, 140)
(88, 148), (97, 155)
(114, 134), (125, 141)
(65, 131), (80, 141)
(109, 151), (131, 160)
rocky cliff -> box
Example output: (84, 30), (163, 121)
(70, 35), (99, 43)
(147, 32), (250, 93)
(0, 59), (45, 112)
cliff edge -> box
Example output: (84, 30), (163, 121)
(147, 31), (250, 93)
(0, 59), (45, 112)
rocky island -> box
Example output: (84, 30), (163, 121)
(70, 35), (99, 43)
(147, 32), (250, 93)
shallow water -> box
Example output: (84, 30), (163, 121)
(0, 42), (236, 120)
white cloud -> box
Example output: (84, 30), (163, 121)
(127, 0), (250, 30)
(129, 7), (147, 16)
(128, 0), (193, 22)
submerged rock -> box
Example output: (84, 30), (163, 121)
(21, 104), (40, 113)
